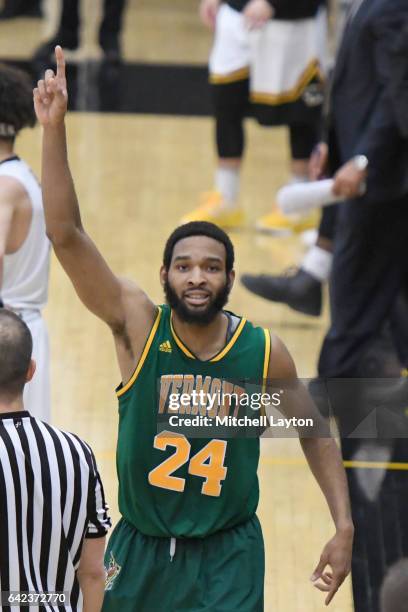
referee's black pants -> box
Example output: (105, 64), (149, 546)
(318, 194), (408, 380)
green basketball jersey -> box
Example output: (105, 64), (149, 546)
(115, 304), (270, 538)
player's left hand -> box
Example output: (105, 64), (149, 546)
(333, 160), (367, 199)
(33, 46), (68, 127)
(311, 529), (353, 605)
(243, 0), (274, 30)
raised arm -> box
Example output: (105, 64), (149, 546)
(34, 47), (153, 325)
(268, 333), (353, 606)
(33, 47), (156, 379)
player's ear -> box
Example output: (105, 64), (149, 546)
(26, 359), (36, 383)
(227, 269), (235, 290)
(159, 265), (168, 288)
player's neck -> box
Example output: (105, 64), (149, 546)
(0, 395), (25, 414)
(172, 311), (228, 360)
(0, 141), (14, 163)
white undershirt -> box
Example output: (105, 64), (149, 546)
(1, 158), (50, 311)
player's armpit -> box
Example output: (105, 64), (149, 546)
(267, 332), (297, 379)
(111, 277), (157, 384)
(266, 332), (330, 437)
(0, 188), (15, 288)
(0, 204), (13, 254)
(0, 180), (17, 254)
(117, 276), (157, 345)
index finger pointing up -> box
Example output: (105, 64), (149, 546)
(55, 45), (66, 80)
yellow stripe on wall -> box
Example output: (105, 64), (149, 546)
(260, 456), (408, 471)
(95, 451), (408, 472)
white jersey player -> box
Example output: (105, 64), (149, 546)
(0, 64), (51, 421)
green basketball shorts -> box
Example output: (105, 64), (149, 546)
(102, 515), (264, 612)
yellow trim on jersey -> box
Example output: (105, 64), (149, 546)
(116, 307), (162, 398)
(210, 317), (247, 362)
(170, 313), (246, 362)
(249, 59), (322, 106)
(260, 329), (271, 416)
(209, 66), (250, 85)
(262, 329), (271, 391)
(170, 316), (196, 359)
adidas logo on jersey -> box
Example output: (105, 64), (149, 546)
(159, 340), (172, 353)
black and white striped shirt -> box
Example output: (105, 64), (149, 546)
(0, 411), (111, 611)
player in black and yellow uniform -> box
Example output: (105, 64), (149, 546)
(34, 47), (354, 611)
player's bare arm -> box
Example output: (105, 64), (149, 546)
(0, 179), (17, 289)
(199, 0), (221, 29)
(77, 537), (106, 612)
(0, 176), (34, 285)
(268, 333), (354, 606)
(243, 0), (274, 30)
(33, 46), (156, 382)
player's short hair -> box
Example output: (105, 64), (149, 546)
(0, 63), (36, 141)
(0, 310), (33, 399)
(380, 558), (408, 612)
(163, 221), (235, 273)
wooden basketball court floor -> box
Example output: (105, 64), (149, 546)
(2, 1), (353, 609)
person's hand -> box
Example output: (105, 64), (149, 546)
(333, 160), (367, 199)
(309, 142), (328, 180)
(33, 45), (68, 127)
(243, 0), (274, 29)
(311, 528), (353, 605)
(199, 0), (221, 29)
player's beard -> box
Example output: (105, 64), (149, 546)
(164, 278), (231, 326)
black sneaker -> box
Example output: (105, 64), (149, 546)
(99, 32), (121, 63)
(240, 268), (322, 316)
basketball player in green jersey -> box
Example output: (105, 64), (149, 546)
(34, 47), (354, 610)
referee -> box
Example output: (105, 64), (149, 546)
(0, 309), (111, 611)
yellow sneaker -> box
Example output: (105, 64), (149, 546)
(180, 191), (245, 228)
(255, 209), (319, 235)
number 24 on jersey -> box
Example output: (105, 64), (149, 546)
(148, 431), (228, 497)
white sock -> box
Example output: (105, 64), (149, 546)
(302, 246), (333, 282)
(288, 173), (309, 185)
(215, 166), (240, 208)
(279, 174), (310, 220)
